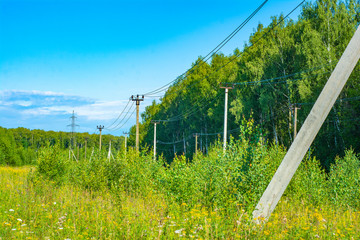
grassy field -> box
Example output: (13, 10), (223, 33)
(1, 166), (359, 239)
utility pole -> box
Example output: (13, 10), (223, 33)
(151, 121), (158, 160)
(131, 95), (144, 153)
(193, 133), (199, 155)
(107, 140), (112, 160)
(183, 133), (186, 155)
(123, 132), (129, 157)
(253, 25), (360, 222)
(97, 125), (104, 151)
(293, 104), (301, 139)
(220, 83), (234, 153)
(84, 137), (89, 161)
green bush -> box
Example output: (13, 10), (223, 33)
(36, 144), (68, 182)
(328, 149), (360, 208)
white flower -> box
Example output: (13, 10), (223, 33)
(17, 218), (22, 222)
(53, 202), (57, 205)
(9, 209), (14, 212)
(21, 224), (27, 227)
(175, 229), (183, 234)
(12, 228), (16, 231)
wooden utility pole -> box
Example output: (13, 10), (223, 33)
(253, 26), (360, 222)
(292, 104), (301, 139)
(220, 83), (234, 153)
(151, 121), (158, 160)
(97, 125), (104, 151)
(131, 95), (144, 153)
(193, 133), (199, 155)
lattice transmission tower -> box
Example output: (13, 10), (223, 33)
(67, 110), (79, 148)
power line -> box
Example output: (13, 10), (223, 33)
(146, 0), (306, 125)
(223, 63), (333, 86)
(105, 99), (131, 129)
(141, 0), (269, 97)
(106, 101), (136, 131)
(108, 106), (137, 132)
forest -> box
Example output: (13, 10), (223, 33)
(126, 0), (360, 170)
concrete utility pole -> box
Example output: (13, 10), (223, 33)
(253, 26), (360, 222)
(193, 133), (199, 155)
(84, 137), (88, 161)
(97, 125), (104, 151)
(151, 121), (158, 160)
(107, 140), (112, 160)
(131, 95), (144, 153)
(123, 132), (129, 157)
(220, 83), (234, 153)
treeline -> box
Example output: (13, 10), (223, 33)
(131, 0), (360, 169)
(0, 127), (124, 166)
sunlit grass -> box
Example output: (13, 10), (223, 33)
(1, 166), (359, 239)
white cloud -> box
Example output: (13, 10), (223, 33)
(21, 100), (133, 121)
(0, 90), (138, 132)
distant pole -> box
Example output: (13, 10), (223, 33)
(152, 121), (158, 160)
(293, 104), (300, 139)
(253, 25), (360, 222)
(131, 95), (144, 153)
(123, 132), (129, 157)
(183, 133), (186, 155)
(220, 84), (234, 153)
(84, 138), (88, 160)
(193, 133), (199, 155)
(97, 125), (104, 151)
(107, 140), (112, 160)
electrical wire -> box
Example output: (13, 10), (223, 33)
(107, 106), (137, 132)
(105, 99), (131, 129)
(141, 0), (269, 97)
(146, 0), (306, 124)
(106, 102), (136, 131)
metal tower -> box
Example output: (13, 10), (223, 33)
(67, 110), (79, 148)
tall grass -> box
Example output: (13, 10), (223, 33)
(1, 120), (359, 238)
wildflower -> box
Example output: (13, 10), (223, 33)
(9, 209), (14, 212)
(12, 228), (16, 231)
(17, 218), (23, 222)
(21, 224), (27, 227)
(264, 230), (270, 235)
(175, 228), (183, 234)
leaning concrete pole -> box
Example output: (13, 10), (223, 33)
(253, 26), (360, 221)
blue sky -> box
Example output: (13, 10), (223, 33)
(0, 0), (306, 135)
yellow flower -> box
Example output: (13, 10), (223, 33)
(264, 230), (270, 235)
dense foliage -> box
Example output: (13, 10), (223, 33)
(34, 119), (360, 212)
(0, 127), (124, 166)
(132, 0), (360, 169)
(25, 119), (360, 238)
